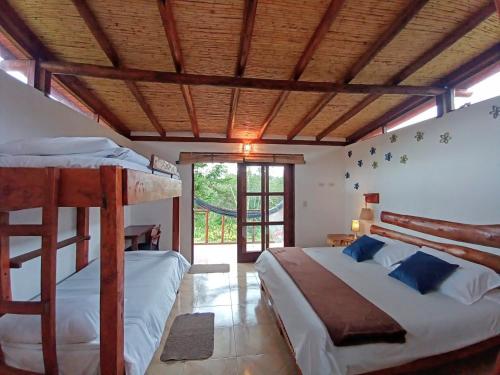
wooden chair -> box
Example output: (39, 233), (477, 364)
(125, 225), (161, 251)
(139, 225), (161, 250)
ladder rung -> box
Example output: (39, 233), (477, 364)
(9, 235), (91, 268)
(0, 301), (43, 315)
(0, 225), (46, 236)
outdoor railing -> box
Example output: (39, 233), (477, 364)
(193, 208), (260, 245)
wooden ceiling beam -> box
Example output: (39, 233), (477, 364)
(0, 0), (130, 137)
(72, 0), (165, 136)
(130, 135), (347, 147)
(41, 61), (446, 96)
(287, 0), (429, 140)
(158, 0), (200, 138)
(256, 0), (346, 139)
(347, 43), (500, 143)
(227, 0), (258, 138)
(316, 2), (495, 140)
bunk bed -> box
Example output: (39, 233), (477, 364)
(0, 137), (184, 375)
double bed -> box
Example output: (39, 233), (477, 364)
(257, 247), (499, 375)
(256, 213), (500, 375)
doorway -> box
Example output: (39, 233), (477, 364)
(192, 162), (238, 265)
(192, 162), (294, 264)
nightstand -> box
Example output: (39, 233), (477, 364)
(326, 234), (356, 247)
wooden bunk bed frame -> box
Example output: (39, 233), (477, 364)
(0, 162), (182, 375)
(260, 211), (500, 375)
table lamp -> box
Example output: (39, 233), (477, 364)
(351, 219), (360, 238)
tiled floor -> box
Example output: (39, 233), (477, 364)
(146, 260), (499, 375)
(146, 262), (297, 375)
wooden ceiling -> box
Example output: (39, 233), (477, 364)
(0, 0), (498, 145)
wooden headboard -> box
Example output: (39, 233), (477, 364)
(370, 211), (500, 272)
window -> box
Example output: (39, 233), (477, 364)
(49, 79), (97, 120)
(454, 70), (500, 109)
(386, 105), (437, 133)
(0, 33), (98, 121)
(0, 55), (29, 84)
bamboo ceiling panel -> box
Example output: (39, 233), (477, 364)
(402, 15), (500, 86)
(333, 95), (408, 138)
(243, 0), (331, 80)
(134, 82), (192, 132)
(300, 0), (412, 82)
(85, 0), (176, 71)
(8, 0), (110, 65)
(172, 0), (243, 76)
(299, 94), (369, 137)
(189, 86), (233, 134)
(81, 77), (152, 132)
(232, 89), (283, 139)
(352, 0), (493, 85)
(3, 0), (497, 141)
(265, 92), (325, 136)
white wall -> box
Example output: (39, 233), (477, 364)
(0, 71), (135, 299)
(129, 142), (346, 263)
(344, 96), (500, 255)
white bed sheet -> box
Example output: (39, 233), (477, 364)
(0, 154), (179, 178)
(255, 247), (500, 375)
(2, 251), (190, 375)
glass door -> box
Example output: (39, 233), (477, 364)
(237, 164), (294, 262)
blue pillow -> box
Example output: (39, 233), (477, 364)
(389, 251), (459, 294)
(342, 235), (385, 262)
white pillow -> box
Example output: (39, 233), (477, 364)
(0, 137), (119, 156)
(370, 235), (419, 268)
(0, 295), (99, 344)
(86, 147), (151, 167)
(420, 246), (500, 305)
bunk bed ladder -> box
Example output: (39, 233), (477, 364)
(0, 168), (60, 375)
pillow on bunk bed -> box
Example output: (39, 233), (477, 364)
(419, 246), (500, 305)
(0, 295), (99, 345)
(0, 137), (119, 156)
(85, 147), (151, 167)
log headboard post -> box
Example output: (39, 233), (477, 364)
(372, 211), (500, 272)
(381, 211), (500, 249)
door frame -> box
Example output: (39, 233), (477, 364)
(237, 163), (295, 263)
(191, 163), (295, 264)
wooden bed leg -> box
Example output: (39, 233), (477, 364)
(76, 207), (89, 271)
(172, 196), (180, 251)
(100, 167), (125, 375)
(41, 168), (60, 375)
(0, 212), (11, 304)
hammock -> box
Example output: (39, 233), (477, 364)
(194, 197), (284, 219)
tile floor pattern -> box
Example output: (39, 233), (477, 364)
(146, 262), (298, 375)
(147, 262), (499, 375)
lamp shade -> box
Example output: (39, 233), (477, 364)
(359, 208), (374, 220)
(351, 219), (360, 233)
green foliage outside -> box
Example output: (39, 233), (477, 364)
(193, 163), (283, 244)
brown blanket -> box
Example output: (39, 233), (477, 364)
(269, 247), (406, 346)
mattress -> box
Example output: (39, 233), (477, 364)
(0, 154), (179, 178)
(256, 247), (500, 375)
(2, 251), (190, 375)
